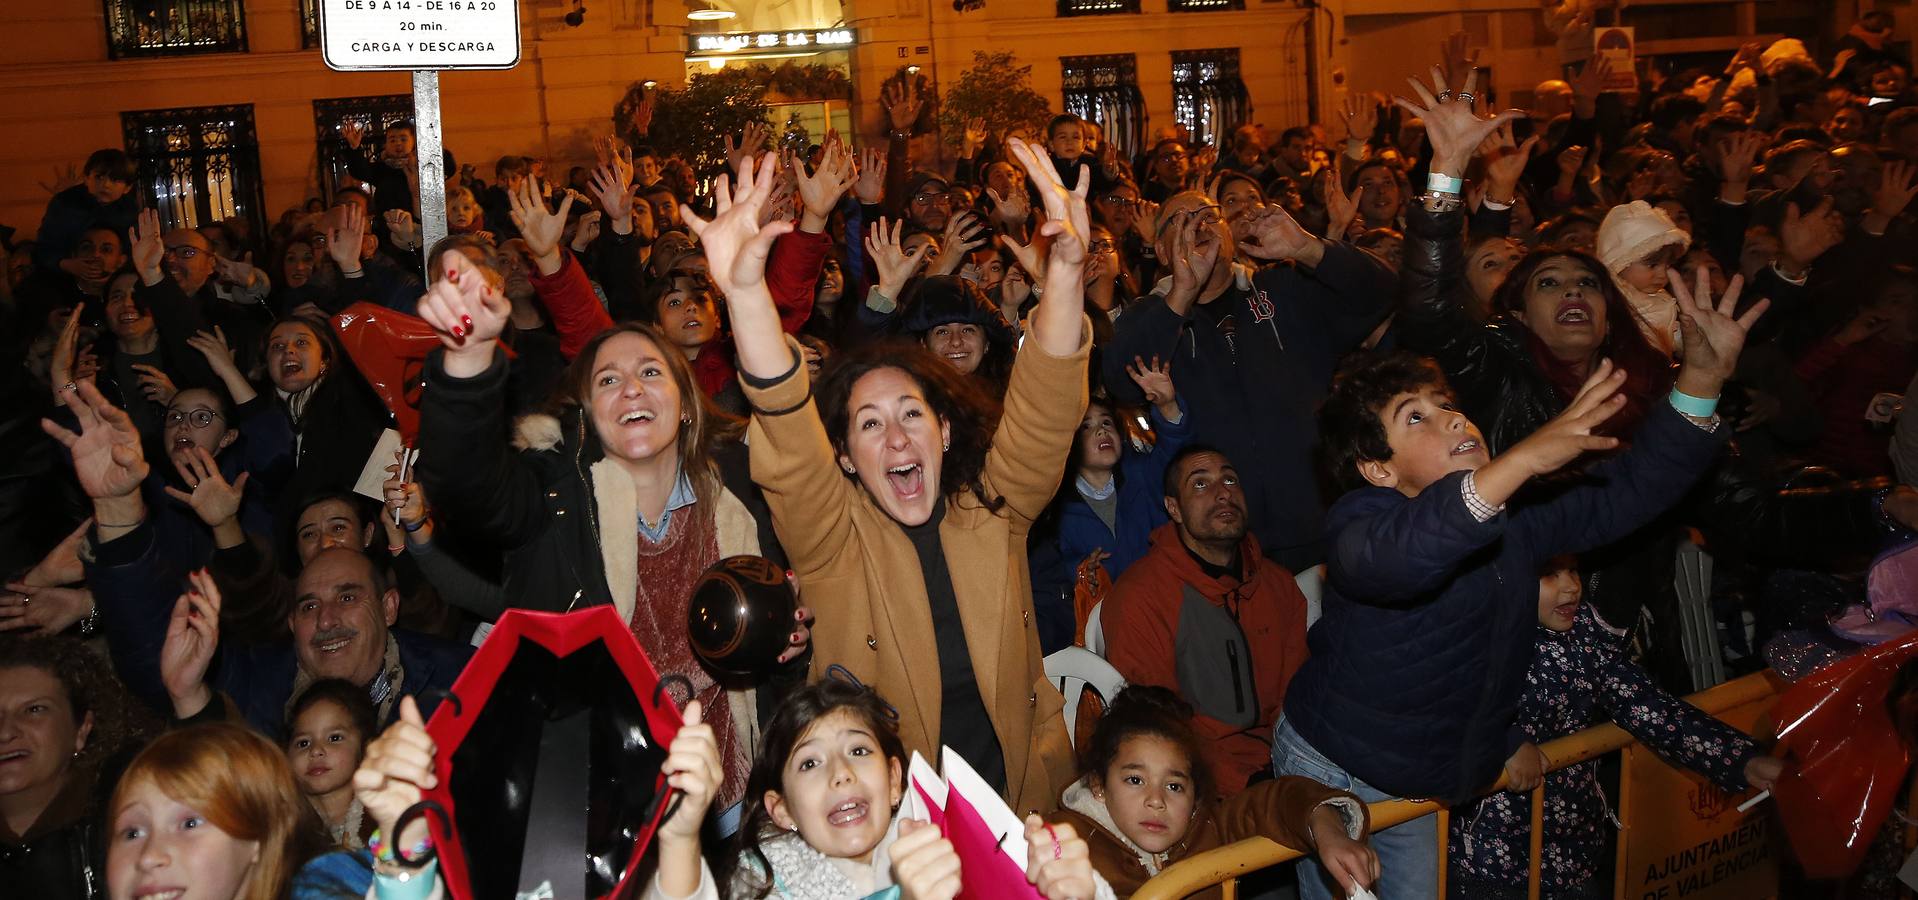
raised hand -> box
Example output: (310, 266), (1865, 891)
(417, 247), (511, 378)
(683, 152), (794, 303)
(130, 362), (178, 406)
(509, 175), (575, 274)
(1006, 136), (1090, 271)
(42, 380), (148, 502)
(163, 447), (251, 529)
(213, 251), (261, 290)
(962, 116), (987, 157)
(1394, 65), (1525, 177)
(853, 146), (887, 205)
(1236, 204), (1324, 265)
(1023, 816), (1097, 900)
(340, 120), (367, 149)
(1479, 121), (1539, 202)
(1570, 54), (1613, 118)
(48, 304), (92, 398)
(1866, 159), (1918, 235)
(1439, 30), (1480, 95)
(384, 210), (421, 251)
(1323, 157), (1359, 240)
(1341, 94), (1379, 146)
(656, 700), (722, 842)
(1129, 199), (1161, 241)
(589, 137), (636, 235)
(382, 449), (428, 532)
(326, 203), (368, 274)
(1164, 214), (1221, 315)
(0, 583), (92, 636)
(186, 326), (255, 404)
(570, 210), (603, 252)
(884, 78), (924, 134)
(986, 184), (1031, 228)
(130, 208), (166, 286)
(866, 217), (932, 300)
(724, 121), (771, 173)
(1125, 355), (1180, 420)
(160, 568), (221, 718)
(1504, 360), (1630, 482)
(1778, 199), (1843, 277)
(354, 696), (438, 846)
(795, 137), (856, 232)
(1671, 267), (1764, 397)
(756, 158), (799, 229)
(929, 211), (989, 276)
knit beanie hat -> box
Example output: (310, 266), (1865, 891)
(1596, 201), (1691, 275)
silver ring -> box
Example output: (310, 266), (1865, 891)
(1436, 90), (1453, 102)
(1455, 91), (1477, 105)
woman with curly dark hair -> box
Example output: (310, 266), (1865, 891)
(682, 136), (1095, 812)
(0, 634), (157, 898)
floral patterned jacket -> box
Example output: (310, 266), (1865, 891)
(1447, 606), (1760, 891)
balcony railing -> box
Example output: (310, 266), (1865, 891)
(104, 0), (248, 59)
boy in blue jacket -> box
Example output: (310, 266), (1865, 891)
(1274, 272), (1766, 900)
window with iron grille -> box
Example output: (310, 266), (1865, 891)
(1173, 49), (1250, 149)
(103, 0), (248, 59)
(1169, 0), (1245, 10)
(1058, 0), (1139, 15)
(1062, 54), (1145, 161)
(301, 0), (319, 49)
(122, 105), (266, 239)
(314, 95), (415, 206)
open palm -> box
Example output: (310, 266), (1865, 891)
(42, 381), (148, 501)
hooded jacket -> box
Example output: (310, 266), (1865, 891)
(1103, 245), (1395, 571)
(1050, 775), (1366, 899)
(1103, 525), (1309, 794)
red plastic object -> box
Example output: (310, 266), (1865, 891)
(419, 607), (684, 900)
(1771, 629), (1918, 878)
(330, 303), (512, 444)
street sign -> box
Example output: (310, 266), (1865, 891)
(320, 0), (521, 72)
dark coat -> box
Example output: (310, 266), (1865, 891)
(1027, 400), (1192, 653)
(1281, 404), (1726, 804)
(1103, 247), (1395, 571)
(86, 515), (469, 734)
(33, 184), (138, 270)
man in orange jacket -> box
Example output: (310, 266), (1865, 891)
(1103, 444), (1311, 796)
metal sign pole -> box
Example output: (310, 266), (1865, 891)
(413, 69), (448, 283)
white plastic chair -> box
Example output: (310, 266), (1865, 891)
(1083, 601), (1107, 658)
(1296, 564), (1326, 629)
(1043, 646), (1126, 749)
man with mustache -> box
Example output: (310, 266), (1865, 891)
(153, 545), (468, 735)
(1100, 445), (1310, 797)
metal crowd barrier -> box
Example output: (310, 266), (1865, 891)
(1132, 672), (1786, 900)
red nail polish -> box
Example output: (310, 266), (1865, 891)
(461, 315), (473, 331)
(452, 326), (465, 339)
(448, 267), (460, 284)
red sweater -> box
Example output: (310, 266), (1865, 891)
(537, 231), (832, 399)
(1796, 335), (1918, 478)
(1104, 524), (1309, 795)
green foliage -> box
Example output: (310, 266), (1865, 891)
(935, 51), (1054, 149)
(613, 63), (852, 173)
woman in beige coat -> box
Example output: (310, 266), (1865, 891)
(687, 138), (1094, 814)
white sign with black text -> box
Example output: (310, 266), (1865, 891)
(320, 0), (520, 71)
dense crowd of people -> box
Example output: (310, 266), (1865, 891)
(4, 10), (1918, 899)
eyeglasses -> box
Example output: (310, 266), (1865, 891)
(1089, 239), (1116, 254)
(163, 245), (203, 260)
(165, 408), (224, 429)
(912, 191), (953, 206)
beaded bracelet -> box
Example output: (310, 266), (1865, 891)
(368, 826), (434, 865)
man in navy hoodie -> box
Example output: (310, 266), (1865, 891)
(1103, 191), (1394, 571)
(1275, 269), (1765, 899)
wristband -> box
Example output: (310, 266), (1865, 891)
(373, 859), (439, 900)
(401, 516), (428, 534)
(1425, 173), (1464, 195)
(1668, 389), (1719, 419)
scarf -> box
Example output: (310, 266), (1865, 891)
(731, 830), (880, 900)
(285, 631), (405, 727)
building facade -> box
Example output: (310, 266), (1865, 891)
(0, 0), (1882, 244)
